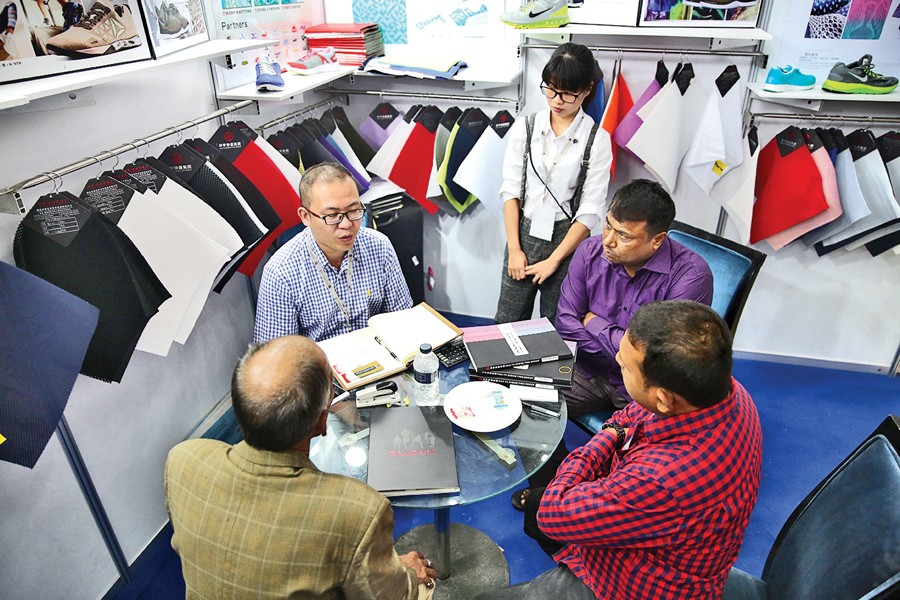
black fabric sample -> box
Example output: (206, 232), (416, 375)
(14, 194), (170, 382)
(0, 261), (99, 468)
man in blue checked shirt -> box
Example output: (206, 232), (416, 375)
(254, 162), (412, 343)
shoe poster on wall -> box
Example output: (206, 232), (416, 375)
(0, 0), (152, 83)
(140, 0), (207, 57)
(204, 0), (323, 91)
(638, 0), (762, 27)
(762, 0), (900, 86)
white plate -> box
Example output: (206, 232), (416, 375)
(443, 381), (523, 433)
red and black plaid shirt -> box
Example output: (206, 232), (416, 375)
(538, 377), (762, 599)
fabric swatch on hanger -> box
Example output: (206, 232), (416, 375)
(14, 194), (170, 383)
(682, 64), (745, 194)
(438, 107), (490, 213)
(626, 62), (706, 193)
(710, 127), (759, 246)
(427, 106), (463, 214)
(358, 102), (404, 151)
(583, 63), (606, 124)
(367, 105), (419, 181)
(801, 130), (871, 247)
(388, 105), (442, 214)
(763, 129), (842, 250)
(599, 59), (634, 182)
(612, 59), (668, 161)
(454, 109), (516, 215)
(328, 106), (376, 166)
(0, 260), (99, 469)
(751, 126), (828, 244)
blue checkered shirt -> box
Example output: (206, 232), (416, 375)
(253, 227), (413, 343)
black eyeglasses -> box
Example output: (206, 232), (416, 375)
(304, 206), (365, 225)
(540, 83), (581, 104)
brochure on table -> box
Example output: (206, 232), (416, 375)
(141, 0), (208, 58)
(760, 0), (900, 84)
(205, 0), (324, 90)
(638, 0), (762, 28)
(0, 0), (152, 84)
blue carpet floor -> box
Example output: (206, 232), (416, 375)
(109, 355), (900, 599)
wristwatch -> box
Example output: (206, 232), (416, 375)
(601, 421), (626, 448)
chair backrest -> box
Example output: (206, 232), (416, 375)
(668, 221), (766, 335)
(762, 416), (900, 600)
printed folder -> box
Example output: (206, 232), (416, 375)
(462, 318), (573, 372)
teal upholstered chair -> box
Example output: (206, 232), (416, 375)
(724, 415), (900, 600)
(572, 221), (767, 435)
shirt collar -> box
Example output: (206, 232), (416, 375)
(302, 227), (358, 273)
(539, 107), (586, 138)
(638, 376), (740, 442)
(635, 236), (674, 276)
(230, 440), (317, 471)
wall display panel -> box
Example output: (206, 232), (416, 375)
(0, 0), (153, 83)
(208, 0), (323, 90)
(140, 0), (209, 58)
(0, 0), (152, 83)
(638, 0), (762, 28)
(762, 0), (900, 83)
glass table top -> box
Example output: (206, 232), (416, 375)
(310, 361), (568, 510)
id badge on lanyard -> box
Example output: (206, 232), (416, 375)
(529, 201), (556, 241)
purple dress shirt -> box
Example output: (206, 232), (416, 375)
(556, 235), (713, 398)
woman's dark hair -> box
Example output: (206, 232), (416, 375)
(541, 42), (601, 107)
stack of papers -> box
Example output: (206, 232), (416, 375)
(305, 23), (385, 67)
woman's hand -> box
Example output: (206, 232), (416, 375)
(525, 257), (561, 285)
(508, 249), (528, 280)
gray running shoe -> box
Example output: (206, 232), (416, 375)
(822, 54), (898, 94)
(46, 0), (141, 56)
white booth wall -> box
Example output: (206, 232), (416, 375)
(0, 2), (899, 598)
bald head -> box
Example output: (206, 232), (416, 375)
(232, 336), (332, 452)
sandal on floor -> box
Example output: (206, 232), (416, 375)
(511, 487), (531, 511)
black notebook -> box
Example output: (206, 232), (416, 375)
(469, 341), (576, 389)
(462, 318), (573, 371)
(367, 405), (459, 497)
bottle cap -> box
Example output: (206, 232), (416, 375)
(419, 343), (433, 354)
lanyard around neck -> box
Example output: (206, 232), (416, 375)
(305, 235), (354, 330)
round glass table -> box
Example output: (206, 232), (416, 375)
(310, 361), (568, 599)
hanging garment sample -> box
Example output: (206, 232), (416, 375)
(438, 107), (490, 214)
(79, 174), (231, 357)
(709, 128), (759, 245)
(612, 60), (668, 161)
(388, 105), (442, 215)
(307, 118), (371, 191)
(14, 193), (170, 383)
(367, 105), (420, 180)
(266, 131), (302, 170)
(599, 59), (634, 182)
(209, 124), (304, 276)
(817, 128), (839, 165)
(286, 123), (341, 172)
(454, 109), (516, 215)
(626, 63), (706, 193)
(231, 120), (303, 199)
(817, 129), (900, 253)
(800, 131), (871, 246)
(763, 130), (842, 250)
(0, 260), (99, 469)
(327, 106), (376, 166)
(682, 65), (745, 194)
(358, 102), (404, 151)
(751, 126), (829, 244)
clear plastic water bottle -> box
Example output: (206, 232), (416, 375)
(413, 343), (440, 406)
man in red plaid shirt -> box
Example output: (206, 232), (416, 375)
(476, 300), (762, 599)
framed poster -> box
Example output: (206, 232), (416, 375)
(141, 0), (208, 57)
(638, 0), (763, 28)
(0, 0), (153, 83)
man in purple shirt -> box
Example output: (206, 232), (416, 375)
(512, 178), (713, 513)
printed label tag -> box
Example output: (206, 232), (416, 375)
(712, 160), (728, 175)
(21, 192), (92, 247)
(498, 323), (528, 356)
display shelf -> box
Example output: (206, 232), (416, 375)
(0, 40), (273, 111)
(351, 62), (521, 92)
(748, 82), (900, 103)
(215, 65), (356, 101)
(525, 24), (771, 41)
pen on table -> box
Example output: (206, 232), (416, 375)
(524, 402), (560, 418)
(373, 335), (401, 362)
